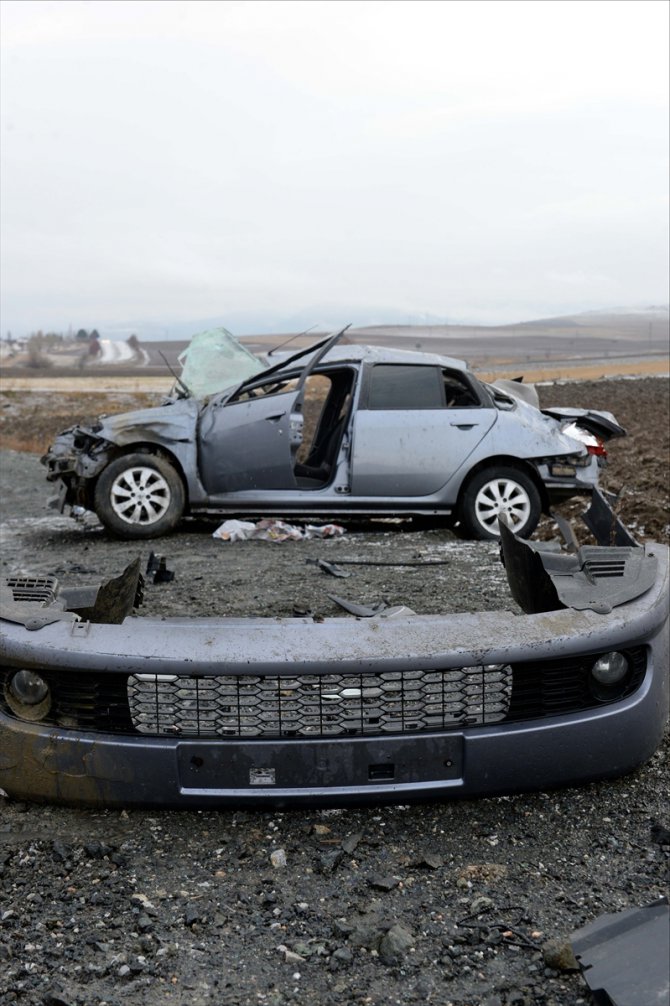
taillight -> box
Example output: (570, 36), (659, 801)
(587, 439), (607, 458)
(564, 422), (607, 458)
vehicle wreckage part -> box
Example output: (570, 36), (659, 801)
(499, 519), (657, 615)
(583, 488), (638, 548)
(94, 453), (185, 538)
(460, 466), (541, 540)
(571, 899), (669, 1006)
(0, 542), (667, 807)
(0, 560), (143, 629)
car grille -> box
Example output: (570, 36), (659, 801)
(126, 667), (512, 738)
(0, 648), (647, 738)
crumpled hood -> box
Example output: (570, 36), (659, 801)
(96, 398), (200, 447)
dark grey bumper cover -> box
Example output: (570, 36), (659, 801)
(1, 541), (667, 808)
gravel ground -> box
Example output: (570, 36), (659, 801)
(1, 377), (669, 1006)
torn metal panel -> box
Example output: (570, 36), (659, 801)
(541, 406), (626, 441)
(490, 378), (540, 408)
(571, 899), (669, 1006)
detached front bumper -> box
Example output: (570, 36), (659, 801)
(1, 546), (667, 808)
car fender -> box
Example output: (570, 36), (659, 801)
(90, 399), (211, 505)
(96, 398), (199, 447)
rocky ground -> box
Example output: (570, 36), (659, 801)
(0, 376), (668, 1006)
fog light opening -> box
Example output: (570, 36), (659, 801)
(590, 651), (630, 701)
(5, 670), (52, 721)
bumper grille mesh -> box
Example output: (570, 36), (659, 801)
(127, 667), (512, 738)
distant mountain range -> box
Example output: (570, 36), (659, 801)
(97, 305), (669, 343)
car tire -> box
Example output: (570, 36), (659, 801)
(459, 466), (541, 540)
(94, 453), (185, 539)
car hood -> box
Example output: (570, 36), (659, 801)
(95, 398), (199, 447)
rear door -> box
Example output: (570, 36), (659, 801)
(350, 364), (496, 497)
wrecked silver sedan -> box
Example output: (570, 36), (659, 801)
(0, 495), (667, 808)
(42, 328), (625, 540)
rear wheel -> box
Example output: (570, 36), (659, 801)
(459, 466), (541, 540)
(94, 453), (185, 539)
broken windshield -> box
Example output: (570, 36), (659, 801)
(178, 328), (265, 399)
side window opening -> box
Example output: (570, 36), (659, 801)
(442, 370), (480, 408)
(367, 365), (444, 410)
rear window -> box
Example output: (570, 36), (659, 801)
(367, 365), (444, 410)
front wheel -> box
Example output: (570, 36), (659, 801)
(94, 453), (185, 539)
(459, 466), (541, 540)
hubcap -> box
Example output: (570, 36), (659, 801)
(474, 477), (531, 534)
(110, 466), (171, 525)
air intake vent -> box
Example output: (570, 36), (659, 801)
(5, 575), (59, 604)
(584, 559), (626, 579)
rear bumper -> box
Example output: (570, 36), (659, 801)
(1, 548), (668, 808)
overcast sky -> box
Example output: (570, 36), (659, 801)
(1, 0), (668, 337)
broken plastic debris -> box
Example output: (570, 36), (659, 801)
(306, 558), (351, 577)
(146, 552), (175, 584)
(213, 519), (345, 542)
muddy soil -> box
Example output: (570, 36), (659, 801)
(0, 377), (668, 1006)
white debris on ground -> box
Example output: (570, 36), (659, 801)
(212, 518), (346, 542)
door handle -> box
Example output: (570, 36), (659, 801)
(450, 422), (478, 430)
(265, 413), (286, 422)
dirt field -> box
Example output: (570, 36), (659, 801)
(0, 374), (668, 544)
(0, 376), (668, 1006)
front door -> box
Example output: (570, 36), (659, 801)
(198, 390), (302, 494)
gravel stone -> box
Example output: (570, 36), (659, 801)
(0, 376), (668, 1006)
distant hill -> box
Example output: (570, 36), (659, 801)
(97, 305), (669, 343)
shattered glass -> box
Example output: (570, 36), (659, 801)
(178, 328), (265, 399)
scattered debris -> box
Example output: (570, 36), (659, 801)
(213, 519), (345, 542)
(146, 551), (175, 583)
(320, 558), (452, 568)
(306, 558), (351, 577)
(327, 594), (386, 616)
(571, 899), (669, 1005)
